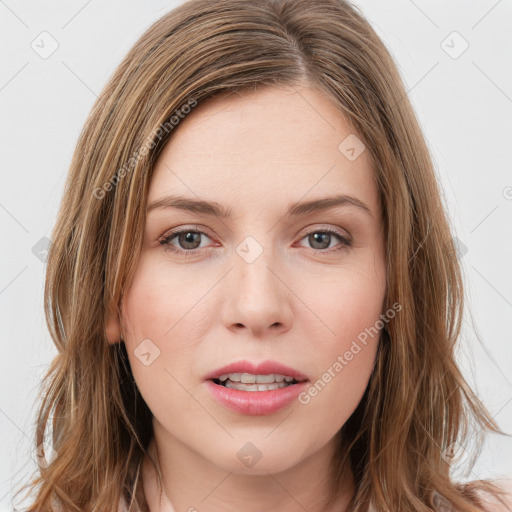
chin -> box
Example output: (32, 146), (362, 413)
(203, 439), (308, 476)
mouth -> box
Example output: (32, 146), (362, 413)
(203, 360), (310, 414)
(205, 371), (310, 415)
(204, 359), (309, 391)
(211, 373), (304, 392)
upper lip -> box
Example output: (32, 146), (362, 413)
(204, 359), (309, 382)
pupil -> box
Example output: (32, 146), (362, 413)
(310, 232), (330, 250)
(180, 232), (200, 249)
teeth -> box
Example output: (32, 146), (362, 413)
(218, 373), (296, 384)
(241, 373), (256, 384)
(224, 380), (291, 392)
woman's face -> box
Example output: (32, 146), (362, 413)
(109, 84), (386, 475)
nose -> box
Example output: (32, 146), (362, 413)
(221, 240), (293, 338)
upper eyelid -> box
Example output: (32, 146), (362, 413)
(161, 225), (214, 241)
(161, 224), (349, 237)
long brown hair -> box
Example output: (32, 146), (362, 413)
(13, 0), (510, 510)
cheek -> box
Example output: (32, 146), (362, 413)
(297, 256), (385, 350)
(294, 261), (385, 425)
(119, 253), (222, 414)
(121, 254), (206, 341)
(120, 256), (193, 394)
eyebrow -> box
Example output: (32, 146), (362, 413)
(147, 194), (373, 219)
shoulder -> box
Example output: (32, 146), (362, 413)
(365, 480), (512, 512)
(473, 478), (512, 512)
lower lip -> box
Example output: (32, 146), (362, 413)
(205, 379), (309, 415)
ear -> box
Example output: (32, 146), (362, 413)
(105, 308), (122, 345)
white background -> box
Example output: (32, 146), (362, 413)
(1, 0), (511, 509)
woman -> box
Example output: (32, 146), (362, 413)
(14, 0), (511, 510)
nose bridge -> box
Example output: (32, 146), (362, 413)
(234, 233), (278, 298)
(223, 232), (291, 334)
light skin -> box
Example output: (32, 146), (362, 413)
(107, 84), (387, 512)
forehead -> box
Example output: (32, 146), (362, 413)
(148, 85), (378, 215)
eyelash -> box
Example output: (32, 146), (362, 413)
(159, 226), (352, 256)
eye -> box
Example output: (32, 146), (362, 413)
(159, 226), (352, 256)
(159, 227), (215, 254)
(296, 227), (352, 252)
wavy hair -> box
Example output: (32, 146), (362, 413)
(14, 0), (510, 510)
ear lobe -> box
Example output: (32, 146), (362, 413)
(105, 309), (122, 345)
